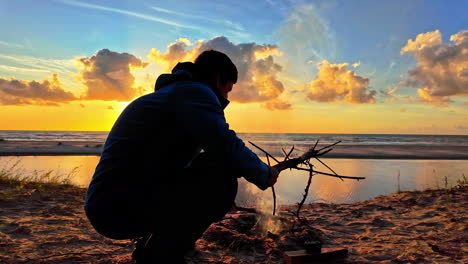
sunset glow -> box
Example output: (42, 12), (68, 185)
(0, 0), (466, 134)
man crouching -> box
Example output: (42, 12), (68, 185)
(84, 50), (280, 263)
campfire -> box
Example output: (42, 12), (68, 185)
(189, 141), (365, 263)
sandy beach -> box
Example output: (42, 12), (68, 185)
(1, 140), (468, 159)
(1, 178), (466, 264)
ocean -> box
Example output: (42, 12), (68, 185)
(1, 130), (467, 155)
(0, 131), (467, 205)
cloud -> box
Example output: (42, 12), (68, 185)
(352, 62), (361, 68)
(76, 49), (149, 101)
(0, 40), (25, 49)
(149, 6), (244, 31)
(58, 0), (200, 31)
(0, 74), (77, 106)
(276, 3), (336, 82)
(306, 60), (376, 104)
(147, 38), (195, 70)
(0, 53), (75, 75)
(263, 98), (292, 110)
(380, 86), (401, 103)
(0, 64), (50, 74)
(401, 30), (468, 105)
(416, 88), (451, 106)
(148, 36), (291, 109)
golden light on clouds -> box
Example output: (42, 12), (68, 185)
(401, 30), (468, 105)
(0, 29), (467, 134)
(76, 49), (149, 101)
(147, 38), (197, 71)
(306, 60), (376, 104)
(0, 73), (76, 106)
(253, 45), (281, 59)
(147, 36), (291, 110)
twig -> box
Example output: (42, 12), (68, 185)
(312, 139), (319, 151)
(315, 157), (344, 181)
(248, 141), (280, 163)
(316, 140), (342, 152)
(284, 145), (295, 161)
(271, 186), (277, 216)
(293, 167), (364, 180)
(265, 151), (277, 216)
(296, 164), (314, 220)
(282, 148), (288, 157)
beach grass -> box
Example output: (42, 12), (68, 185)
(456, 173), (467, 187)
(0, 159), (78, 187)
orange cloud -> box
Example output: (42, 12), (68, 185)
(306, 60), (376, 104)
(263, 98), (292, 110)
(76, 49), (149, 101)
(0, 73), (76, 106)
(401, 30), (468, 105)
(147, 38), (194, 70)
(147, 36), (291, 110)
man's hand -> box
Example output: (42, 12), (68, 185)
(269, 166), (280, 186)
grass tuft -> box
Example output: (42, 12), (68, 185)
(0, 159), (78, 187)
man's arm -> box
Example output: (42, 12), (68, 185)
(172, 82), (271, 190)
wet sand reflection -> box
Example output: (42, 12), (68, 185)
(0, 156), (467, 205)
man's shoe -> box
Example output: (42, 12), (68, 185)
(131, 234), (151, 263)
(131, 234), (187, 264)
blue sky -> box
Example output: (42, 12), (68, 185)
(0, 0), (467, 133)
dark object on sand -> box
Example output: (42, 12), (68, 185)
(57, 142), (63, 146)
(284, 247), (348, 264)
(303, 240), (322, 254)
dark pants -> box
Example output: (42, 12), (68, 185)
(85, 153), (238, 260)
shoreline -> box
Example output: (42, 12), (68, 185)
(1, 140), (468, 159)
(1, 179), (466, 263)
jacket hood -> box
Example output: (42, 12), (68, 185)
(154, 62), (230, 109)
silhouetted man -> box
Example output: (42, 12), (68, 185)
(84, 50), (279, 263)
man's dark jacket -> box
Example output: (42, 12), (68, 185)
(84, 68), (271, 212)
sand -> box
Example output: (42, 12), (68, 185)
(1, 140), (468, 159)
(0, 179), (466, 264)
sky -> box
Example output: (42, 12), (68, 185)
(0, 0), (467, 134)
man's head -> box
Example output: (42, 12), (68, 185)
(194, 50), (238, 99)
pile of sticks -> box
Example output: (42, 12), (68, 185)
(248, 140), (365, 221)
